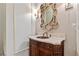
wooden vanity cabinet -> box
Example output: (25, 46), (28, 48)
(29, 39), (64, 56)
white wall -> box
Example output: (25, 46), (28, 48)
(36, 4), (76, 56)
(5, 4), (32, 55)
(14, 3), (36, 55)
(3, 3), (36, 56)
(76, 4), (79, 55)
(64, 4), (76, 56)
(14, 4), (32, 53)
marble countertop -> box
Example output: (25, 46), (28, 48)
(29, 35), (65, 45)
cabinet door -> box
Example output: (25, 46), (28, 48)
(29, 39), (38, 56)
(53, 45), (63, 56)
(38, 42), (52, 56)
(30, 44), (38, 56)
(39, 47), (51, 56)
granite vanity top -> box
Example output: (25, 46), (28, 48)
(29, 35), (65, 45)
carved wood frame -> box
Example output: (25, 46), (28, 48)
(40, 3), (59, 31)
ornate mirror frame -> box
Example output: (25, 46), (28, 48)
(40, 3), (59, 31)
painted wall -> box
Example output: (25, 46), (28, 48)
(76, 4), (79, 55)
(14, 3), (36, 55)
(14, 3), (32, 54)
(64, 4), (76, 56)
(4, 3), (36, 56)
(36, 4), (76, 56)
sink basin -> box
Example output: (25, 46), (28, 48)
(36, 36), (49, 39)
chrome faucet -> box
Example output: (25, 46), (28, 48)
(43, 32), (48, 37)
(43, 32), (51, 38)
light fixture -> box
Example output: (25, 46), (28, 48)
(65, 3), (73, 10)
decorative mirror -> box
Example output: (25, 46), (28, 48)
(40, 3), (59, 31)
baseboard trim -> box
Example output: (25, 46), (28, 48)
(14, 47), (29, 54)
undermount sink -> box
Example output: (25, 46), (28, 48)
(36, 36), (49, 39)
